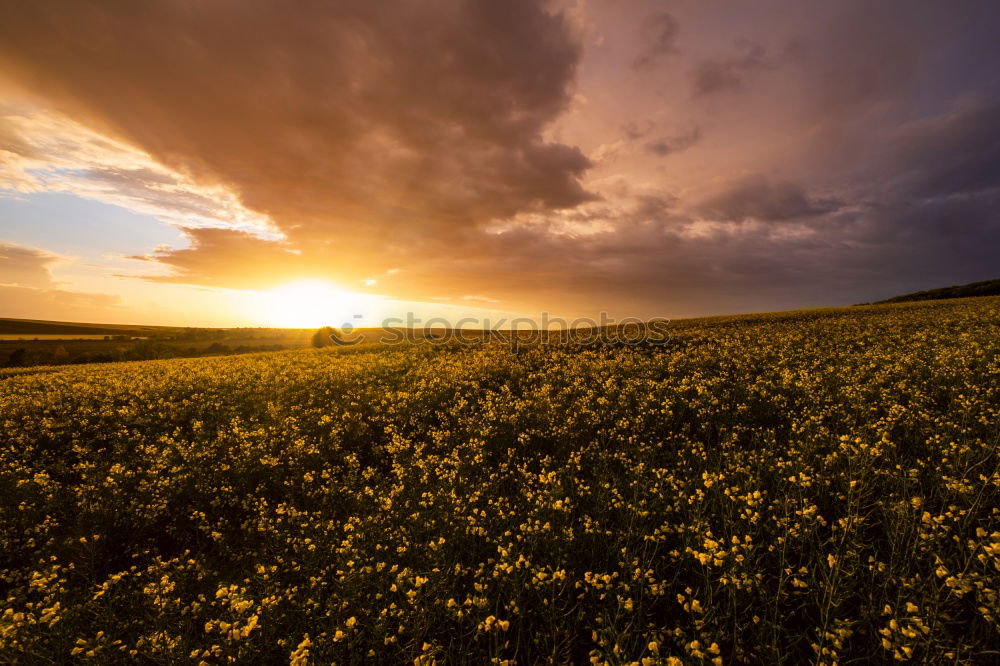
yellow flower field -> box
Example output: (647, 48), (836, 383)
(1, 298), (998, 664)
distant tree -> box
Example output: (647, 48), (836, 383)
(72, 352), (117, 365)
(52, 345), (69, 363)
(311, 327), (332, 348)
(5, 348), (27, 367)
(312, 326), (355, 347)
(125, 339), (175, 361)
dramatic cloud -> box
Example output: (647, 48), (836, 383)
(645, 126), (702, 157)
(697, 177), (842, 223)
(632, 12), (680, 69)
(0, 0), (591, 266)
(2, 0), (1000, 320)
(0, 106), (276, 235)
(621, 120), (655, 141)
(0, 242), (54, 288)
(691, 42), (780, 97)
(129, 228), (313, 290)
(0, 242), (122, 318)
(880, 99), (1000, 201)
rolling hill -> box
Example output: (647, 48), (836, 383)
(873, 278), (1000, 304)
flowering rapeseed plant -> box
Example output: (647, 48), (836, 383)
(1, 297), (999, 663)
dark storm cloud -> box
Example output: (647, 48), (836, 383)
(120, 0), (1000, 314)
(691, 43), (771, 97)
(632, 12), (680, 69)
(697, 177), (842, 223)
(833, 97), (1000, 299)
(621, 120), (654, 141)
(691, 41), (801, 97)
(644, 126), (701, 157)
(0, 0), (591, 263)
(371, 205), (841, 316)
(383, 188), (993, 318)
(881, 99), (1000, 201)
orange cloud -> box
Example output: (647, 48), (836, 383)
(0, 242), (122, 319)
(0, 0), (592, 289)
(0, 105), (277, 235)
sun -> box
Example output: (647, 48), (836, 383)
(258, 279), (373, 329)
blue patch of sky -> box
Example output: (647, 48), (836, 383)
(0, 191), (183, 261)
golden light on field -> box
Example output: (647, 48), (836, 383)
(257, 279), (374, 329)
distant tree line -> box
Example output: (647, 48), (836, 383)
(2, 339), (291, 368)
(868, 278), (1000, 304)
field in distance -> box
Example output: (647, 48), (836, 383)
(0, 317), (501, 368)
(0, 317), (319, 367)
(1, 296), (998, 663)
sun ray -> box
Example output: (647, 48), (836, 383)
(256, 279), (372, 329)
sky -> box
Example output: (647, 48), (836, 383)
(1, 0), (999, 328)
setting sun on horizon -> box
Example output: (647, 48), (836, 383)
(253, 279), (377, 330)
